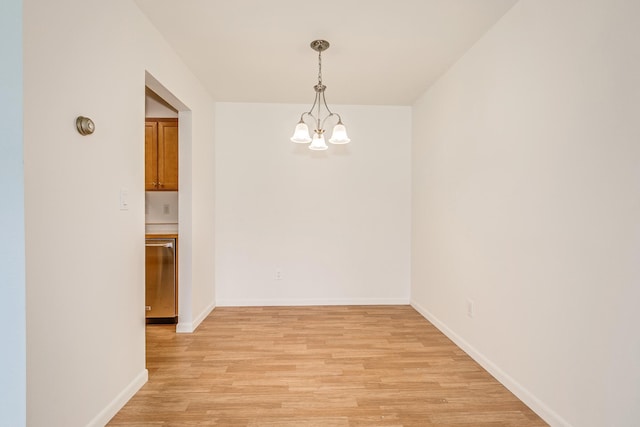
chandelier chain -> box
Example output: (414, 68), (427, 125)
(317, 50), (323, 86)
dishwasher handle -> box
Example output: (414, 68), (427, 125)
(145, 242), (174, 249)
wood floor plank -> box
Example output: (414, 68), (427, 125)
(108, 306), (547, 426)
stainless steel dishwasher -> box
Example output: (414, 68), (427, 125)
(145, 238), (177, 324)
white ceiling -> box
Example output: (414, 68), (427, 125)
(134, 0), (517, 106)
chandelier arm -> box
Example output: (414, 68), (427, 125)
(320, 113), (338, 132)
(320, 89), (334, 116)
(302, 111), (317, 126)
(307, 91), (319, 117)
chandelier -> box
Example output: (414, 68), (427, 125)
(290, 40), (350, 150)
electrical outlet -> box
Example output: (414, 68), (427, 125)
(467, 299), (475, 318)
(275, 269), (283, 280)
(163, 204), (170, 215)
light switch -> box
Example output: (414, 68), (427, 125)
(119, 188), (129, 211)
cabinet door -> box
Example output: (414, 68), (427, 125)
(144, 122), (158, 190)
(157, 121), (179, 190)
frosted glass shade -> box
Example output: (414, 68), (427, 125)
(309, 133), (328, 151)
(291, 122), (312, 143)
(329, 123), (350, 144)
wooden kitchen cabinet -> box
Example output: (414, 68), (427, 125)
(145, 118), (178, 191)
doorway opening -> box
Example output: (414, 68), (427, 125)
(143, 71), (193, 342)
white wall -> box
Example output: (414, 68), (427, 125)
(411, 1), (640, 426)
(0, 0), (26, 425)
(23, 0), (215, 425)
(215, 103), (411, 306)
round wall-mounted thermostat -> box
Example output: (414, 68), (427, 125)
(76, 116), (95, 135)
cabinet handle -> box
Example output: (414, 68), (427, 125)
(152, 181), (158, 187)
(159, 182), (164, 188)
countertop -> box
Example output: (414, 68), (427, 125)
(146, 233), (178, 239)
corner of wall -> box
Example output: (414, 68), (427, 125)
(410, 301), (570, 427)
(86, 369), (148, 427)
(176, 301), (216, 334)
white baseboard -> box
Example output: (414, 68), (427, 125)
(216, 297), (410, 307)
(86, 369), (148, 427)
(410, 300), (570, 427)
(176, 300), (216, 333)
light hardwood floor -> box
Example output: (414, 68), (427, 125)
(108, 306), (547, 426)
